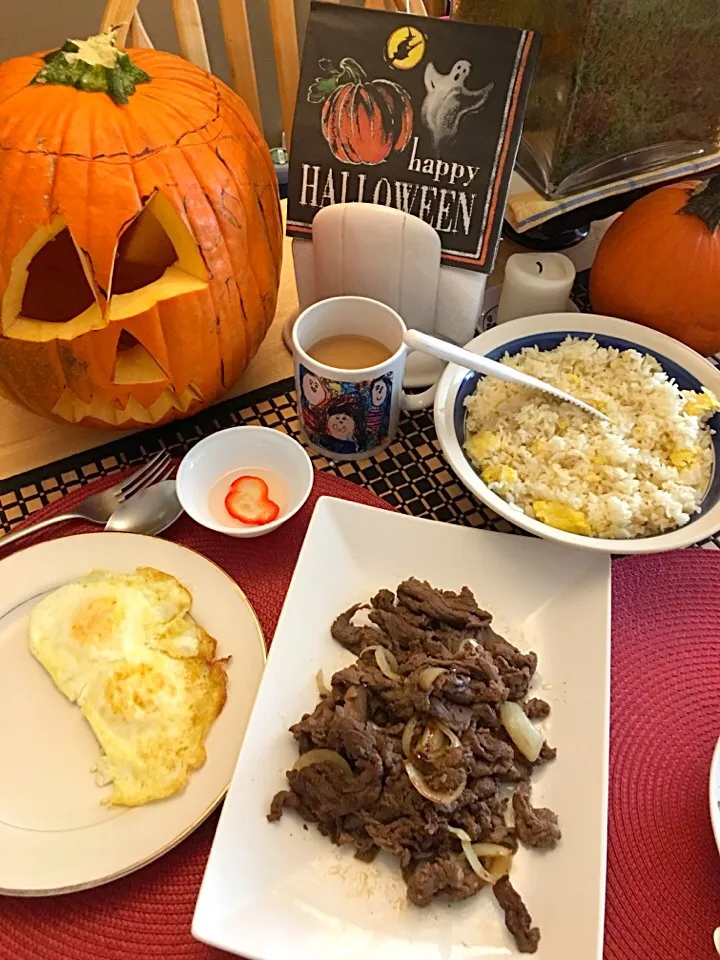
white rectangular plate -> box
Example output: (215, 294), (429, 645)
(193, 498), (611, 960)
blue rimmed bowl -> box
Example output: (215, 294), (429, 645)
(434, 313), (720, 554)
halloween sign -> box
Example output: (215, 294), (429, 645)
(287, 3), (539, 273)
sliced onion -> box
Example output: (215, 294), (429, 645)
(470, 843), (513, 858)
(487, 854), (513, 881)
(426, 724), (446, 758)
(402, 716), (419, 758)
(457, 638), (479, 653)
(448, 830), (509, 884)
(461, 843), (496, 883)
(293, 749), (352, 777)
(359, 644), (381, 657)
(449, 834), (514, 883)
(403, 719), (460, 762)
(375, 646), (400, 681)
(414, 722), (435, 756)
(418, 666), (447, 691)
(447, 828), (495, 883)
(436, 721), (462, 750)
(499, 700), (544, 762)
(316, 669), (331, 697)
(405, 761), (467, 805)
(447, 825), (472, 843)
(360, 644), (401, 681)
(472, 843), (514, 882)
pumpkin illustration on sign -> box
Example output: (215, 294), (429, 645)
(0, 29), (282, 428)
(308, 57), (412, 165)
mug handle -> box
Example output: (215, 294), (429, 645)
(401, 382), (438, 412)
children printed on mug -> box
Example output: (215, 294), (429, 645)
(300, 370), (330, 439)
(321, 394), (362, 455)
(299, 367), (394, 455)
(365, 375), (392, 448)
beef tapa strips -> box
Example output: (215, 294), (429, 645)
(269, 578), (559, 954)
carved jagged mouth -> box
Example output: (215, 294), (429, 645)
(52, 383), (203, 426)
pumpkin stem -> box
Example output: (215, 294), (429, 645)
(337, 57), (367, 85)
(682, 175), (720, 234)
(30, 28), (150, 105)
(306, 56), (367, 104)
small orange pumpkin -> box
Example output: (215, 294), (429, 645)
(590, 176), (720, 356)
(315, 57), (413, 165)
(0, 30), (282, 428)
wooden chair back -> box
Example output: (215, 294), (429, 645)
(100, 0), (428, 149)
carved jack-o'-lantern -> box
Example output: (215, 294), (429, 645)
(0, 31), (282, 428)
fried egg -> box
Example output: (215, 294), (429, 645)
(29, 567), (228, 807)
(533, 500), (592, 536)
(684, 388), (719, 417)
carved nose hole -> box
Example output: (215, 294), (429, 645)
(112, 332), (167, 384)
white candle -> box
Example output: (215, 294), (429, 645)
(496, 252), (576, 325)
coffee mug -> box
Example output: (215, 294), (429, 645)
(292, 296), (436, 461)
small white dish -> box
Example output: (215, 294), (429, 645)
(193, 497), (611, 960)
(0, 533), (265, 895)
(177, 426), (313, 539)
(710, 734), (720, 854)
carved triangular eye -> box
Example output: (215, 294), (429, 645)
(112, 331), (167, 384)
(1, 216), (104, 341)
(111, 208), (178, 295)
(22, 227), (96, 323)
(108, 192), (209, 322)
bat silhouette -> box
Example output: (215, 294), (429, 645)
(422, 60), (493, 150)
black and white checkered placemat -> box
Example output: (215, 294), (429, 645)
(0, 377), (514, 536)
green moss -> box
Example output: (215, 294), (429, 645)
(454, 0), (720, 193)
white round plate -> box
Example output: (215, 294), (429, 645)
(710, 735), (720, 854)
(0, 533), (265, 896)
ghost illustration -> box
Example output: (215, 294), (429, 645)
(421, 61), (493, 150)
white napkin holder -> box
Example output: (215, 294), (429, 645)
(288, 203), (487, 386)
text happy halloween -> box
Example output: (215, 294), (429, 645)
(298, 137), (479, 236)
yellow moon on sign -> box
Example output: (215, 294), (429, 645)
(385, 25), (426, 70)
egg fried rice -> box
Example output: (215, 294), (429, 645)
(464, 337), (718, 539)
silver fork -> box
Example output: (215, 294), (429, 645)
(0, 450), (173, 551)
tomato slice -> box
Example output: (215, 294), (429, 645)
(224, 476), (280, 526)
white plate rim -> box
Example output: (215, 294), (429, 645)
(0, 532), (266, 897)
(434, 312), (720, 554)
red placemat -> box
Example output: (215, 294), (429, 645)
(607, 552), (720, 960)
(1, 476), (719, 960)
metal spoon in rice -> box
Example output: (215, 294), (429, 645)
(405, 330), (610, 422)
